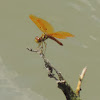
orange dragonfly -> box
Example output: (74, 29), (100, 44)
(29, 14), (74, 50)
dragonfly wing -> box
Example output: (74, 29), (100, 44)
(29, 14), (54, 33)
(47, 31), (74, 39)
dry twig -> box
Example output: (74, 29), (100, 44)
(76, 67), (87, 96)
(27, 47), (86, 100)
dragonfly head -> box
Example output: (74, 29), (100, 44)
(35, 36), (40, 43)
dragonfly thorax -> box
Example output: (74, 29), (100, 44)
(35, 35), (48, 43)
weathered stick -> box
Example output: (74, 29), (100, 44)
(27, 48), (86, 100)
(76, 67), (87, 96)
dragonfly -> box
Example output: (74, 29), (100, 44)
(29, 14), (74, 52)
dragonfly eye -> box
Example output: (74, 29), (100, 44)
(35, 36), (40, 43)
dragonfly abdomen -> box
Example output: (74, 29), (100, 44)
(47, 35), (63, 46)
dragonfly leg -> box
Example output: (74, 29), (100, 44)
(38, 43), (41, 48)
(37, 43), (42, 51)
(41, 42), (43, 49)
(39, 42), (43, 51)
(35, 42), (43, 53)
(43, 41), (47, 54)
(36, 42), (46, 54)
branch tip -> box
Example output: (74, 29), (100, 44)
(76, 67), (87, 96)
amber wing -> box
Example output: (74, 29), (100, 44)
(29, 14), (54, 34)
(47, 31), (74, 39)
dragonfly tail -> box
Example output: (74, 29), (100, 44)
(47, 35), (63, 46)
